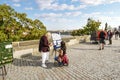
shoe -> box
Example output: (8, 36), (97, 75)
(42, 64), (47, 68)
(102, 47), (104, 50)
(58, 62), (63, 67)
(64, 63), (69, 66)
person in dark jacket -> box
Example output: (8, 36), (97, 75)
(98, 30), (107, 50)
(39, 32), (51, 68)
(115, 30), (119, 40)
(107, 30), (113, 45)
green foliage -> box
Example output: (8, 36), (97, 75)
(26, 28), (46, 40)
(71, 18), (101, 36)
(0, 15), (4, 26)
(84, 18), (101, 35)
(0, 31), (7, 41)
(71, 29), (85, 36)
(0, 4), (46, 42)
(71, 30), (78, 36)
(10, 35), (20, 41)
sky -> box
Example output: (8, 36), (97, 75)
(1, 0), (120, 30)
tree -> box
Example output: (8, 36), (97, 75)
(0, 31), (7, 42)
(71, 18), (101, 36)
(71, 29), (85, 36)
(83, 18), (101, 35)
(0, 4), (46, 42)
(0, 15), (4, 26)
(33, 19), (46, 29)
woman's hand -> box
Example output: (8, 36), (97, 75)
(49, 43), (53, 46)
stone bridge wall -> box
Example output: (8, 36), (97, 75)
(12, 35), (90, 58)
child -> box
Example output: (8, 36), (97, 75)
(55, 41), (69, 66)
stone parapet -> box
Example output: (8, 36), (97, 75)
(13, 35), (90, 58)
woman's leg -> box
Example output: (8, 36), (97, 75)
(41, 52), (47, 67)
(46, 52), (49, 61)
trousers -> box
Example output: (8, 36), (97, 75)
(41, 52), (49, 64)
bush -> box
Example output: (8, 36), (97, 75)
(0, 31), (7, 42)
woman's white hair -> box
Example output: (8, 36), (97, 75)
(45, 32), (51, 39)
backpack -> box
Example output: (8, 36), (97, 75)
(99, 31), (105, 39)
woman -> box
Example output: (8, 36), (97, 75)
(55, 41), (69, 66)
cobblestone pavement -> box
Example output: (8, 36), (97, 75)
(1, 39), (120, 80)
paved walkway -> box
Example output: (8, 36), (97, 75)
(1, 39), (120, 80)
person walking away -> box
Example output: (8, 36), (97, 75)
(107, 30), (113, 45)
(39, 32), (52, 68)
(98, 30), (107, 50)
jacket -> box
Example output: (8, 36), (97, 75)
(39, 35), (50, 52)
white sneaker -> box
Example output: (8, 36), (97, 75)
(42, 64), (47, 68)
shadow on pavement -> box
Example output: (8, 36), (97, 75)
(79, 42), (98, 45)
(71, 48), (97, 50)
(12, 58), (41, 66)
(113, 50), (120, 53)
(12, 55), (61, 69)
(105, 45), (120, 48)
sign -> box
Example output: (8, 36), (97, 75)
(52, 33), (62, 50)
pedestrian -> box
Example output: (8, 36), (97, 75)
(107, 30), (113, 45)
(115, 30), (119, 40)
(98, 30), (107, 50)
(39, 32), (52, 68)
(119, 31), (120, 38)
